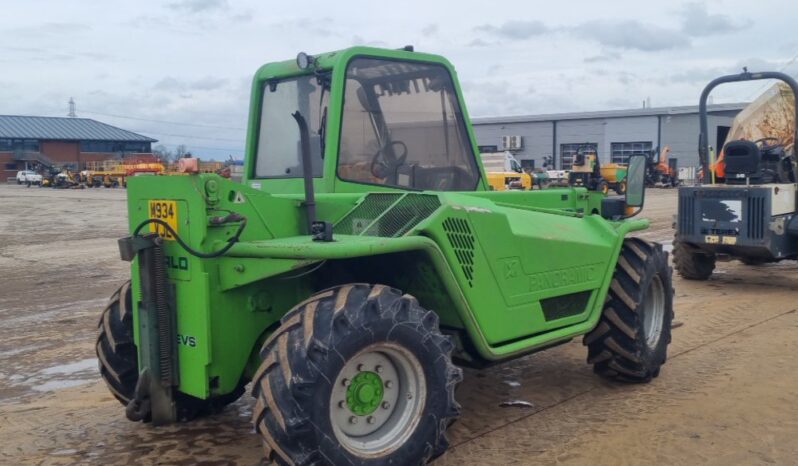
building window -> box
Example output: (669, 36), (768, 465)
(79, 141), (150, 153)
(611, 141), (652, 164)
(0, 138), (39, 152)
(560, 143), (597, 170)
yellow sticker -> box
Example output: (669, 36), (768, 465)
(148, 200), (178, 240)
(722, 236), (737, 245)
(705, 235), (720, 244)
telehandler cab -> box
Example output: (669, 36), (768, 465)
(98, 46), (673, 465)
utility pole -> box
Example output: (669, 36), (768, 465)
(68, 98), (77, 117)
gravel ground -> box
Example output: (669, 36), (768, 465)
(1, 184), (797, 465)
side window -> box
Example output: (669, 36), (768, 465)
(254, 76), (327, 178)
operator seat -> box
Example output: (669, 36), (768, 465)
(723, 140), (761, 184)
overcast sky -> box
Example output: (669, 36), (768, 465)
(2, 0), (796, 158)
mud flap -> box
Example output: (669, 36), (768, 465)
(119, 233), (179, 424)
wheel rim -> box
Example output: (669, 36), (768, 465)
(642, 275), (666, 349)
(330, 342), (426, 457)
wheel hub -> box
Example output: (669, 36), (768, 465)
(330, 343), (426, 457)
(346, 371), (384, 415)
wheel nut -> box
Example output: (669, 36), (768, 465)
(375, 365), (383, 373)
(367, 416), (375, 424)
(385, 380), (393, 389)
(338, 401), (346, 408)
(342, 378), (350, 387)
(382, 401), (391, 410)
(349, 416), (358, 424)
(357, 363), (365, 371)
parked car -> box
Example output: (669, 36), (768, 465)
(16, 170), (43, 185)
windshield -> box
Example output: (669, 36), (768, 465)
(254, 75), (328, 178)
(337, 58), (480, 190)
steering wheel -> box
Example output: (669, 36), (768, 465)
(754, 137), (782, 151)
(370, 140), (408, 179)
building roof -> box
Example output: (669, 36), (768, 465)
(0, 115), (157, 142)
(471, 102), (748, 125)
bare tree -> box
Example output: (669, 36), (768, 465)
(152, 144), (173, 161)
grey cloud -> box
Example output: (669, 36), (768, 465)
(167, 0), (228, 13)
(152, 76), (229, 92)
(475, 20), (548, 40)
(584, 51), (621, 63)
(680, 2), (750, 37)
(351, 35), (388, 47)
(467, 38), (493, 47)
(421, 24), (438, 37)
(577, 20), (689, 51)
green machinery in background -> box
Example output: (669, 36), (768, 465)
(97, 46), (673, 465)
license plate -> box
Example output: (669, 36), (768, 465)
(149, 200), (178, 240)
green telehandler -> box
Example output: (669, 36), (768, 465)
(97, 46), (673, 465)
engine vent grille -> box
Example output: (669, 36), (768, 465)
(334, 193), (441, 238)
(442, 217), (475, 287)
(678, 194), (695, 235)
(540, 290), (592, 321)
(747, 195), (765, 239)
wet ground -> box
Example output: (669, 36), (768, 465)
(2, 184), (798, 465)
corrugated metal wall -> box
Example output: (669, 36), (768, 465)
(473, 111), (739, 169)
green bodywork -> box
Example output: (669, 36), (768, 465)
(124, 46), (648, 402)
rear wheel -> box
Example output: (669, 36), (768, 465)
(673, 239), (716, 280)
(252, 284), (462, 466)
(598, 180), (610, 195)
(96, 281), (246, 421)
(584, 238), (673, 382)
(739, 257), (767, 266)
(615, 180), (627, 195)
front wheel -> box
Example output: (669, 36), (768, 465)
(615, 180), (627, 195)
(598, 180), (610, 195)
(252, 284), (462, 465)
(584, 238), (673, 382)
(673, 240), (716, 280)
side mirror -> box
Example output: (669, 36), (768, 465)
(625, 154), (647, 208)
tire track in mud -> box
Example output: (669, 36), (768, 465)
(437, 286), (798, 464)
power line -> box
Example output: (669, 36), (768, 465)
(127, 128), (243, 143)
(746, 51), (798, 100)
(80, 108), (247, 131)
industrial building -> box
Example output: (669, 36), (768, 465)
(1, 115), (156, 181)
(472, 103), (746, 170)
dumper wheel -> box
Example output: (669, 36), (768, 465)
(615, 180), (627, 195)
(673, 239), (715, 280)
(97, 281), (246, 421)
(584, 238), (673, 382)
(598, 180), (610, 195)
(252, 284), (462, 466)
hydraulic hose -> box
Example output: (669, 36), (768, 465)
(133, 213), (247, 259)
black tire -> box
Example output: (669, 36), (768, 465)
(673, 239), (715, 280)
(739, 256), (767, 266)
(584, 238), (673, 382)
(252, 284), (462, 466)
(615, 180), (627, 195)
(96, 281), (138, 404)
(96, 281), (245, 421)
(598, 180), (610, 195)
